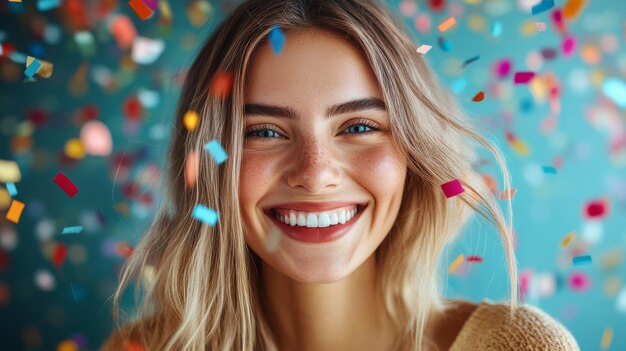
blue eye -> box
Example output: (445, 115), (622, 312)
(245, 119), (381, 139)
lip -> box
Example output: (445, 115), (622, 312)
(263, 201), (367, 212)
(264, 204), (367, 244)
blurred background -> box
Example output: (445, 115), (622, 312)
(0, 0), (624, 350)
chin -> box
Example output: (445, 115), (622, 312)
(270, 253), (357, 284)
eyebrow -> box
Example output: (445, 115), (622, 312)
(244, 97), (386, 119)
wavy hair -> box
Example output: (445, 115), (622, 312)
(103, 0), (518, 350)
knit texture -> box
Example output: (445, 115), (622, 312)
(449, 300), (580, 351)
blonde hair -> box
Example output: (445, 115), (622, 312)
(105, 0), (518, 350)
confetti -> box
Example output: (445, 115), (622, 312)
(74, 31), (95, 57)
(5, 183), (17, 197)
(52, 243), (67, 268)
(531, 0), (555, 15)
(466, 255), (483, 262)
(562, 36), (576, 57)
(184, 151), (199, 188)
(441, 179), (464, 198)
(268, 25), (286, 55)
(209, 71), (234, 98)
(573, 255), (592, 266)
(499, 188), (517, 200)
(462, 55), (479, 68)
(534, 22), (547, 31)
(491, 21), (503, 37)
(602, 78), (626, 108)
(551, 9), (566, 33)
(514, 71), (535, 84)
(561, 232), (576, 248)
(109, 15), (137, 50)
(80, 121), (113, 156)
(37, 0), (61, 11)
(65, 138), (85, 160)
(471, 91), (485, 102)
(131, 36), (165, 64)
(493, 59), (512, 78)
(6, 199), (25, 224)
(542, 166), (557, 174)
(53, 172), (79, 198)
(192, 204), (219, 226)
(204, 139), (228, 164)
(26, 56), (53, 78)
(600, 327), (612, 350)
(505, 131), (530, 156)
(128, 0), (154, 20)
(448, 254), (464, 273)
(437, 17), (456, 32)
(438, 37), (452, 51)
(568, 271), (590, 292)
(123, 341), (145, 351)
(24, 58), (41, 78)
(416, 44), (432, 55)
(563, 0), (587, 20)
(427, 0), (445, 12)
(183, 111), (199, 131)
(62, 226), (83, 235)
(34, 269), (55, 291)
(583, 198), (609, 219)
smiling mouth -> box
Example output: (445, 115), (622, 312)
(263, 204), (367, 225)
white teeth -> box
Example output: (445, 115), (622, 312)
(272, 205), (361, 228)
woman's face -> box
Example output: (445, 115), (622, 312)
(240, 28), (407, 283)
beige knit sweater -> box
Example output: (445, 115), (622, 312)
(449, 299), (581, 350)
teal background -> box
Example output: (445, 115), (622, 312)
(0, 0), (624, 350)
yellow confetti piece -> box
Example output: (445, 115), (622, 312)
(438, 17), (456, 32)
(0, 159), (21, 183)
(6, 199), (25, 224)
(64, 138), (85, 159)
(448, 254), (464, 273)
(510, 139), (530, 156)
(600, 327), (612, 350)
(183, 111), (199, 131)
(561, 232), (576, 248)
(57, 339), (79, 351)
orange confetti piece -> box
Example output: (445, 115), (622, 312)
(128, 0), (153, 20)
(472, 91), (485, 102)
(184, 151), (199, 188)
(481, 174), (497, 195)
(563, 0), (587, 20)
(438, 17), (456, 32)
(124, 341), (145, 351)
(448, 254), (464, 273)
(209, 71), (234, 98)
(6, 199), (25, 223)
(499, 188), (517, 200)
(561, 232), (576, 248)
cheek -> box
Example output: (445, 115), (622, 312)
(239, 152), (279, 213)
(351, 146), (406, 196)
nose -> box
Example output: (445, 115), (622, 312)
(286, 136), (341, 192)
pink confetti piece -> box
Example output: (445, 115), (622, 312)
(493, 59), (512, 79)
(441, 179), (465, 198)
(416, 44), (432, 55)
(562, 35), (577, 57)
(514, 71), (535, 84)
(534, 22), (547, 31)
(568, 271), (590, 292)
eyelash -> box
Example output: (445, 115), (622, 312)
(245, 118), (382, 139)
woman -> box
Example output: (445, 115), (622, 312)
(102, 0), (580, 349)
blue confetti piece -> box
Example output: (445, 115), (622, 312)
(205, 139), (228, 164)
(462, 55), (479, 68)
(542, 166), (557, 174)
(438, 36), (452, 51)
(192, 204), (219, 226)
(602, 78), (626, 109)
(572, 255), (592, 266)
(24, 59), (42, 78)
(62, 226), (83, 234)
(6, 183), (17, 196)
(531, 0), (555, 15)
(268, 25), (285, 55)
(37, 0), (62, 11)
(450, 78), (467, 94)
(491, 21), (503, 37)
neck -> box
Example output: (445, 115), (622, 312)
(260, 253), (398, 351)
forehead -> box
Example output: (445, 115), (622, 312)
(244, 28), (382, 105)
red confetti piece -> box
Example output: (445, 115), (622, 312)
(53, 172), (79, 198)
(116, 242), (134, 258)
(441, 179), (465, 198)
(128, 0), (153, 20)
(427, 0), (445, 11)
(472, 91), (485, 102)
(583, 198), (609, 219)
(551, 8), (566, 33)
(209, 71), (234, 98)
(514, 71), (535, 84)
(124, 95), (143, 121)
(466, 255), (483, 262)
(53, 244), (67, 268)
(0, 42), (15, 57)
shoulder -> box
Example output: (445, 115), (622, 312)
(452, 300), (580, 351)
